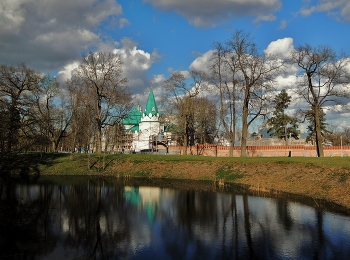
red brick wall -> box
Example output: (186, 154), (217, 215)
(168, 145), (350, 157)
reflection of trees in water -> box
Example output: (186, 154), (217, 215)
(162, 190), (350, 259)
(163, 190), (258, 259)
(1, 178), (350, 259)
(243, 194), (257, 259)
(0, 179), (57, 258)
(277, 199), (293, 230)
(0, 179), (141, 259)
(58, 179), (135, 259)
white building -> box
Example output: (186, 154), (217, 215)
(122, 88), (163, 152)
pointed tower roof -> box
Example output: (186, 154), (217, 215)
(145, 87), (158, 116)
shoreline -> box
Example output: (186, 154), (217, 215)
(109, 160), (350, 211)
(4, 153), (350, 212)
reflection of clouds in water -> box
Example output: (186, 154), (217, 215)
(8, 180), (350, 259)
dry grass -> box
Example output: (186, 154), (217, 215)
(30, 153), (350, 209)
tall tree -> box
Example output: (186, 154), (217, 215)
(66, 79), (94, 154)
(162, 70), (208, 154)
(0, 63), (41, 153)
(68, 52), (131, 153)
(33, 75), (72, 152)
(267, 90), (299, 144)
(290, 44), (350, 157)
(225, 30), (283, 156)
(211, 41), (239, 156)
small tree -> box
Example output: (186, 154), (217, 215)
(267, 90), (299, 144)
(193, 97), (217, 144)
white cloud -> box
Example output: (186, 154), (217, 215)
(299, 0), (350, 21)
(177, 70), (191, 78)
(189, 50), (215, 74)
(278, 20), (287, 30)
(119, 18), (130, 28)
(114, 39), (161, 87)
(56, 61), (80, 83)
(57, 38), (161, 98)
(113, 38), (162, 93)
(143, 0), (282, 27)
(264, 37), (295, 60)
(152, 74), (166, 84)
(274, 74), (298, 91)
(253, 14), (277, 23)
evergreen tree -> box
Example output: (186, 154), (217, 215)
(267, 90), (299, 144)
(305, 108), (330, 145)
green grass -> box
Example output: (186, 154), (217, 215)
(216, 165), (244, 181)
(4, 152), (350, 178)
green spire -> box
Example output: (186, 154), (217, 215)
(145, 87), (158, 116)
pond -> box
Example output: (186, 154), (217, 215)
(1, 176), (350, 259)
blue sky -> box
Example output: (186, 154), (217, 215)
(1, 0), (350, 130)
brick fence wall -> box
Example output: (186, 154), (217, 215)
(167, 145), (350, 157)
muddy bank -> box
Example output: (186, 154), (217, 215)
(108, 160), (350, 210)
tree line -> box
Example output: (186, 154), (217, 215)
(1, 30), (350, 158)
(162, 30), (350, 157)
(0, 52), (131, 158)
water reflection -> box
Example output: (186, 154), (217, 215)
(1, 177), (350, 259)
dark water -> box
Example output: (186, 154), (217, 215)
(1, 176), (350, 259)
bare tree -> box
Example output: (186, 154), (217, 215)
(211, 41), (239, 156)
(66, 80), (93, 154)
(33, 75), (72, 152)
(290, 44), (350, 157)
(0, 63), (41, 153)
(68, 52), (131, 153)
(162, 70), (208, 155)
(193, 97), (217, 144)
(224, 30), (283, 156)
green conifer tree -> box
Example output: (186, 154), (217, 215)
(305, 108), (330, 145)
(267, 90), (299, 144)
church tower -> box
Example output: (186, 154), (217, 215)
(135, 87), (160, 151)
(121, 86), (162, 152)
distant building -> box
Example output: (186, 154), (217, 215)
(122, 87), (168, 152)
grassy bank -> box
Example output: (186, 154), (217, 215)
(5, 152), (350, 210)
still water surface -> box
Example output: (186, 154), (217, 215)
(1, 176), (350, 259)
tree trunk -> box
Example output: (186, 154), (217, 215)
(96, 129), (102, 154)
(183, 133), (187, 155)
(314, 106), (324, 157)
(229, 130), (235, 157)
(240, 91), (249, 157)
(52, 141), (56, 152)
(229, 140), (234, 157)
(241, 109), (249, 157)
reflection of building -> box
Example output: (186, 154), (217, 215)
(124, 186), (161, 225)
(122, 88), (171, 152)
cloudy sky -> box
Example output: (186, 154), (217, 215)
(1, 0), (350, 129)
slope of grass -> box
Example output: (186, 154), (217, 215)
(27, 152), (350, 173)
(3, 152), (350, 208)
